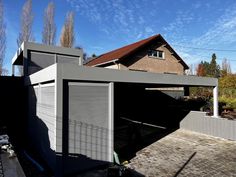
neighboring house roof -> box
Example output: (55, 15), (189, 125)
(85, 34), (189, 69)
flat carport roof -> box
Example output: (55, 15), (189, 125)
(27, 63), (219, 117)
(27, 63), (218, 87)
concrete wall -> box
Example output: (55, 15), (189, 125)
(180, 111), (236, 141)
(121, 44), (185, 74)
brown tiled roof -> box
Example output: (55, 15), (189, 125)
(86, 34), (189, 69)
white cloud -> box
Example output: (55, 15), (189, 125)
(145, 27), (154, 34)
(192, 4), (236, 46)
(192, 2), (202, 9)
(66, 0), (159, 39)
(163, 10), (194, 38)
(163, 3), (236, 73)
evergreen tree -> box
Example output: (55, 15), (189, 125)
(199, 54), (220, 78)
(91, 53), (97, 57)
(209, 53), (220, 78)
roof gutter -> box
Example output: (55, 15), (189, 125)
(92, 59), (119, 67)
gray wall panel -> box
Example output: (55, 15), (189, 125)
(29, 52), (55, 75)
(57, 55), (79, 64)
(180, 111), (236, 141)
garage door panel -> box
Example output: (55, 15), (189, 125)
(68, 82), (111, 162)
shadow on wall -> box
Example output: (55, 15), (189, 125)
(29, 115), (146, 177)
(115, 83), (196, 128)
(28, 86), (145, 177)
(28, 85), (103, 176)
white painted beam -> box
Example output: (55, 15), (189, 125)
(213, 86), (219, 117)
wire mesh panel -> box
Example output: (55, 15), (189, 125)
(68, 82), (112, 162)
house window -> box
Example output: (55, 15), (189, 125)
(148, 50), (164, 59)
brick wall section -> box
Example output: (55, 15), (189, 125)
(122, 44), (185, 74)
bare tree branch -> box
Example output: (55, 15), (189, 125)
(60, 11), (75, 48)
(42, 2), (56, 45)
(17, 0), (34, 47)
(221, 58), (231, 76)
(0, 0), (6, 75)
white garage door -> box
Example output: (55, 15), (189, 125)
(68, 82), (113, 162)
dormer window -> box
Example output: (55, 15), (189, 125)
(148, 50), (164, 59)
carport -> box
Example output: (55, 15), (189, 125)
(26, 62), (218, 175)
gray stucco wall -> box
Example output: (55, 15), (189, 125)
(180, 111), (236, 141)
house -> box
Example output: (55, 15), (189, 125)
(10, 42), (219, 177)
(85, 34), (189, 75)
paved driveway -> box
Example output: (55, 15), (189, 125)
(128, 129), (236, 177)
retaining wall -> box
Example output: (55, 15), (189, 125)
(180, 111), (236, 140)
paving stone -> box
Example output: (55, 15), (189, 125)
(127, 129), (236, 177)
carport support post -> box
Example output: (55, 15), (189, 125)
(213, 86), (219, 117)
(12, 65), (15, 76)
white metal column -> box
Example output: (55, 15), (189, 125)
(108, 82), (114, 162)
(213, 86), (219, 117)
(12, 65), (15, 76)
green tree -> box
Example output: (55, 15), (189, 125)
(219, 74), (236, 89)
(201, 61), (210, 75)
(209, 53), (220, 78)
(91, 53), (97, 57)
(199, 54), (220, 78)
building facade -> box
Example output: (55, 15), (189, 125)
(86, 34), (189, 75)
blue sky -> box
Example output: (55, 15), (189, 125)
(3, 0), (236, 74)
